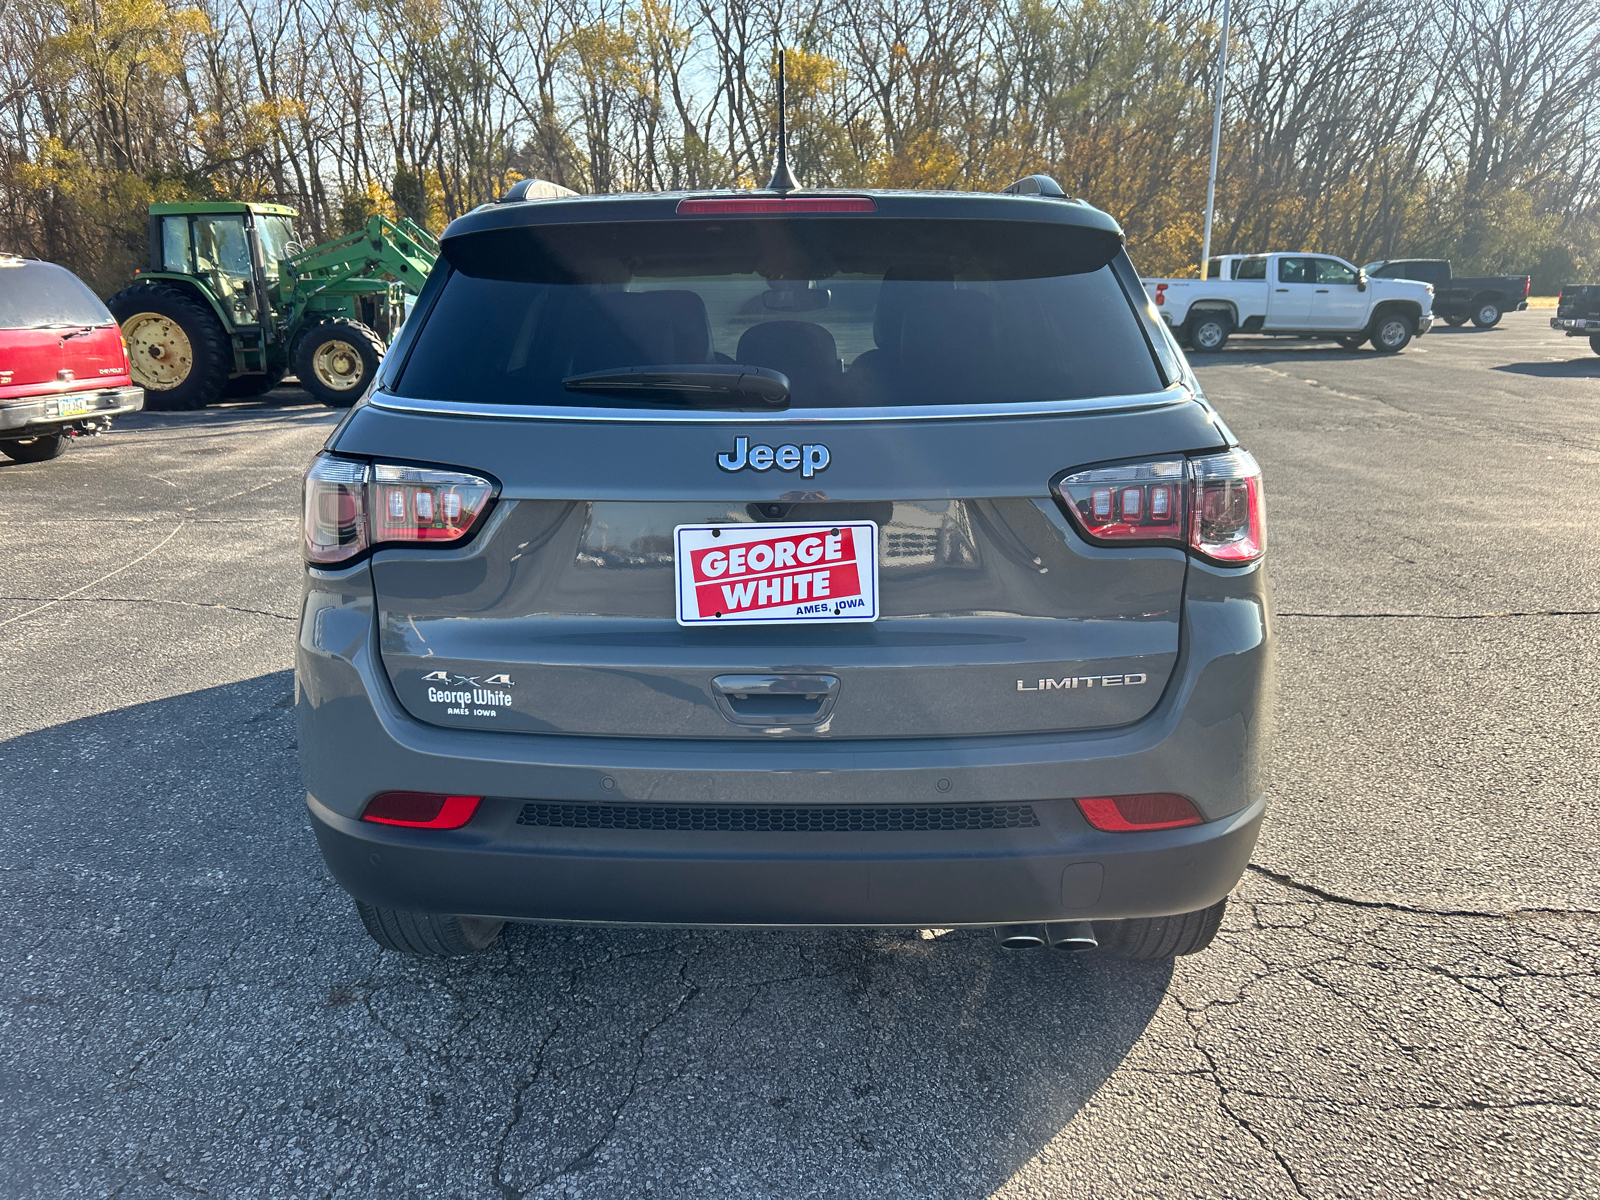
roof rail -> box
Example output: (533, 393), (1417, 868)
(1003, 174), (1068, 198)
(499, 178), (580, 203)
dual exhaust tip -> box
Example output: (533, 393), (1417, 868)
(994, 921), (1098, 952)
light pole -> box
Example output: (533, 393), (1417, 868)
(1200, 0), (1232, 281)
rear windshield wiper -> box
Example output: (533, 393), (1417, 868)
(563, 364), (790, 410)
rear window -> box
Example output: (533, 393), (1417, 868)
(400, 218), (1165, 409)
(0, 260), (113, 330)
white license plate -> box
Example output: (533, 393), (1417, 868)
(57, 396), (93, 417)
(675, 522), (879, 626)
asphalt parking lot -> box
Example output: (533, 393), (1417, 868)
(2, 311), (1597, 1199)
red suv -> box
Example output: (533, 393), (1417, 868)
(1, 254), (143, 463)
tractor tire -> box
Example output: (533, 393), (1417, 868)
(1471, 298), (1502, 328)
(1335, 335), (1366, 350)
(294, 319), (384, 408)
(108, 284), (231, 411)
(354, 901), (505, 956)
(1443, 314), (1468, 327)
(1369, 311), (1414, 353)
(1, 432), (69, 463)
(1096, 897), (1228, 959)
(222, 370), (286, 399)
(1187, 311), (1232, 353)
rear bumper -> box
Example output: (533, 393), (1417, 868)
(0, 385), (143, 435)
(309, 792), (1265, 927)
(297, 554), (1273, 927)
(1554, 317), (1597, 333)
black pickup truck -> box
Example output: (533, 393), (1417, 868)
(1362, 259), (1530, 328)
(1552, 285), (1600, 356)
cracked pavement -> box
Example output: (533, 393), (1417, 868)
(2, 312), (1597, 1198)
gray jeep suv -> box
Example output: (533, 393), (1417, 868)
(296, 182), (1273, 959)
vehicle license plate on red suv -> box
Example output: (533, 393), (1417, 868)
(674, 522), (879, 626)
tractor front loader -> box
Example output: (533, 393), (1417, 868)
(109, 203), (437, 410)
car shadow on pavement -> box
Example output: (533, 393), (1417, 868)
(1492, 358), (1600, 378)
(0, 671), (1172, 1199)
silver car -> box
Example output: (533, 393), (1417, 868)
(296, 181), (1273, 959)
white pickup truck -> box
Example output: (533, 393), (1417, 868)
(1143, 252), (1435, 354)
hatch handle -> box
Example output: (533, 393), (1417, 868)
(711, 674), (840, 726)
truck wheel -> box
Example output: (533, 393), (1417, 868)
(222, 370), (286, 399)
(1443, 315), (1467, 327)
(1335, 335), (1366, 350)
(1591, 334), (1600, 357)
(1, 433), (68, 463)
(108, 284), (231, 411)
(294, 319), (384, 408)
(1097, 897), (1228, 959)
(1471, 298), (1502, 328)
(354, 901), (505, 956)
(1187, 312), (1231, 353)
(1370, 312), (1414, 353)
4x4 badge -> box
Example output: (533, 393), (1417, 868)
(717, 437), (829, 478)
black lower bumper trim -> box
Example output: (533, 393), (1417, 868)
(310, 793), (1265, 927)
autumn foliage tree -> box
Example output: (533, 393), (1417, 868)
(2, 0), (1598, 294)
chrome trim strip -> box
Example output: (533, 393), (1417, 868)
(366, 388), (1194, 424)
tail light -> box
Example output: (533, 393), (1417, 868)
(674, 196), (876, 215)
(1054, 449), (1264, 564)
(303, 454), (496, 564)
(362, 791), (481, 829)
(1077, 793), (1203, 832)
(1524, 278), (1531, 298)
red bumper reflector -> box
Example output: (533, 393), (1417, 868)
(361, 792), (482, 829)
(1077, 793), (1203, 832)
(674, 196), (877, 215)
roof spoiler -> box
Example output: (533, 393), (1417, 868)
(1003, 174), (1069, 198)
(499, 178), (580, 203)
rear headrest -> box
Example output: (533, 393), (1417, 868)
(898, 290), (1000, 367)
(590, 290), (713, 363)
(736, 321), (840, 375)
(872, 276), (955, 350)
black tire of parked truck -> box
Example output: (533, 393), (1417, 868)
(1, 432), (69, 463)
(1591, 334), (1600, 357)
(1097, 897), (1229, 958)
(354, 901), (506, 956)
(1186, 311), (1232, 353)
(1369, 310), (1415, 353)
(1443, 314), (1468, 326)
(1471, 298), (1503, 328)
(1335, 335), (1367, 349)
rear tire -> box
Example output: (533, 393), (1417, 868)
(1, 432), (68, 463)
(1471, 298), (1502, 328)
(222, 370), (286, 399)
(1187, 312), (1231, 353)
(1335, 335), (1366, 349)
(1590, 334), (1600, 357)
(294, 319), (384, 408)
(1369, 311), (1414, 353)
(1097, 897), (1228, 959)
(108, 284), (231, 411)
(354, 901), (505, 956)
(1443, 314), (1468, 327)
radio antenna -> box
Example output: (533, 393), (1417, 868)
(766, 49), (801, 192)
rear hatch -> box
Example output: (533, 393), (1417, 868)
(1558, 286), (1599, 320)
(342, 193), (1223, 739)
(0, 259), (129, 401)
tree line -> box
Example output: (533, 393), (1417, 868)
(3, 0), (1598, 296)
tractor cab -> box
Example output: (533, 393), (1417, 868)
(147, 202), (298, 330)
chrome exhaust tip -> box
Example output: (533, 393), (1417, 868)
(1046, 920), (1098, 952)
(993, 923), (1048, 948)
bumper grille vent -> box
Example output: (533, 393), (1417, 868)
(515, 801), (1041, 833)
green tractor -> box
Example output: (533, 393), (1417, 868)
(109, 201), (437, 410)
